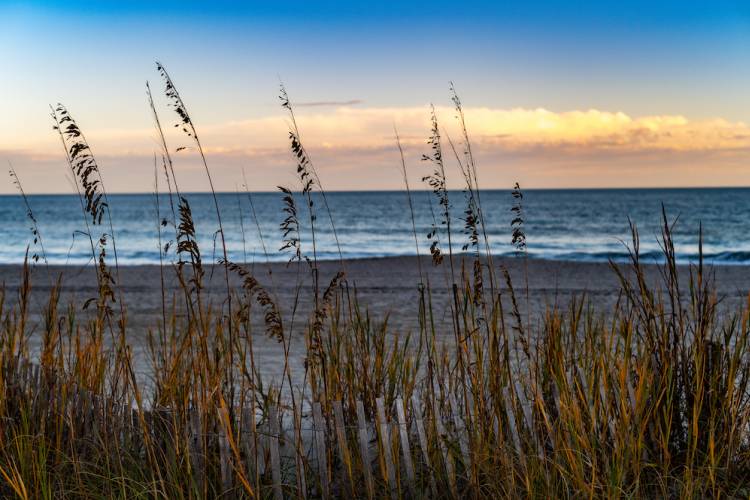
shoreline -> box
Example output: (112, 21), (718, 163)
(12, 249), (750, 269)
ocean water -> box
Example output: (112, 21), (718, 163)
(2, 188), (750, 265)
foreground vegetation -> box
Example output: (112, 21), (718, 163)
(1, 65), (749, 498)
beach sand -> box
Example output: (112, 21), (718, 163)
(7, 256), (749, 385)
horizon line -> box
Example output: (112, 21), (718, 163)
(3, 185), (750, 196)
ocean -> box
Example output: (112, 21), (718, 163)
(2, 188), (749, 265)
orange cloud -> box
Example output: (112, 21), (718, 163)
(3, 106), (750, 193)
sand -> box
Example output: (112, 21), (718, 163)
(6, 256), (750, 385)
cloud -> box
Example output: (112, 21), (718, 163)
(4, 105), (750, 192)
(194, 106), (750, 155)
(293, 99), (364, 107)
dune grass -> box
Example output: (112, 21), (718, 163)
(1, 65), (750, 498)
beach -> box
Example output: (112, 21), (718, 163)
(10, 255), (749, 384)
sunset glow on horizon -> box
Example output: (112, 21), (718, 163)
(2, 0), (750, 192)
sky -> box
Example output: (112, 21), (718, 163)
(1, 0), (750, 193)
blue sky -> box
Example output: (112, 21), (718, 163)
(2, 1), (750, 191)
